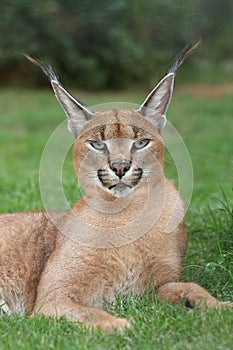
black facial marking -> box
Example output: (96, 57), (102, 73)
(130, 125), (142, 138)
(134, 168), (143, 177)
(131, 168), (143, 185)
(97, 169), (109, 185)
(99, 126), (106, 140)
(97, 168), (123, 189)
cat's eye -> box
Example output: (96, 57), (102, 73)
(133, 139), (150, 150)
(89, 140), (106, 151)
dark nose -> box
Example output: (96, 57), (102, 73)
(110, 161), (130, 178)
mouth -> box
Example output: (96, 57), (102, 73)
(108, 181), (132, 191)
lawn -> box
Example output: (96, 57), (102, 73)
(0, 86), (232, 350)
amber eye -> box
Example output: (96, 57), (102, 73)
(133, 139), (150, 150)
(89, 140), (106, 151)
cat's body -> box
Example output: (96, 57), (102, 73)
(0, 174), (185, 331)
(0, 44), (231, 332)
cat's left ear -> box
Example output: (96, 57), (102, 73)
(138, 41), (201, 132)
(137, 73), (174, 132)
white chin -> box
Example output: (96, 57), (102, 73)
(101, 182), (134, 198)
(111, 186), (133, 198)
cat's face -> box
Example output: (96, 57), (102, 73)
(27, 44), (199, 200)
(26, 54), (177, 198)
(73, 109), (164, 198)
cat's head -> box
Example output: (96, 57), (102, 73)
(72, 107), (166, 198)
(26, 43), (200, 198)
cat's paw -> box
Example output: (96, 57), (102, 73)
(97, 316), (130, 333)
(216, 301), (233, 309)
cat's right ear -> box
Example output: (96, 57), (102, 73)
(25, 56), (95, 137)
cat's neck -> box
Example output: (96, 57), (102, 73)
(72, 177), (167, 222)
(64, 177), (170, 248)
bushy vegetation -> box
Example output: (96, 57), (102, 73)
(0, 0), (233, 88)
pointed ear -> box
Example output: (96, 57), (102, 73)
(51, 81), (95, 137)
(138, 41), (202, 133)
(138, 73), (174, 132)
(25, 55), (95, 137)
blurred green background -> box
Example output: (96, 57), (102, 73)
(0, 0), (232, 210)
(0, 0), (232, 89)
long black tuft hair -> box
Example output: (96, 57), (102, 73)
(166, 40), (202, 75)
(25, 55), (61, 84)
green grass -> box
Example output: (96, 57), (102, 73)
(0, 87), (232, 350)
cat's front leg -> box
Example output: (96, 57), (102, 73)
(157, 281), (232, 308)
(35, 299), (130, 333)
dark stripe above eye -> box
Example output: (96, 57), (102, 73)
(99, 126), (106, 140)
(130, 125), (142, 138)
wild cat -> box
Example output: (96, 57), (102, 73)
(0, 42), (231, 332)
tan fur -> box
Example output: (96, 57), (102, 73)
(1, 48), (232, 332)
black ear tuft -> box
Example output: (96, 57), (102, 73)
(24, 55), (60, 83)
(166, 40), (202, 75)
(138, 41), (201, 133)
